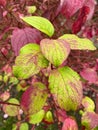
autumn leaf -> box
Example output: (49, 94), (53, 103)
(80, 68), (98, 84)
(11, 27), (42, 56)
(21, 82), (48, 115)
(59, 34), (96, 50)
(49, 66), (83, 111)
(3, 98), (20, 116)
(57, 0), (85, 18)
(13, 44), (49, 79)
(22, 16), (54, 37)
(82, 96), (95, 112)
(40, 39), (70, 67)
(82, 112), (98, 130)
(62, 117), (78, 130)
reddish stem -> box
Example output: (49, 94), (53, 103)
(0, 101), (20, 106)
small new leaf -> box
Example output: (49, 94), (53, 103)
(82, 96), (95, 112)
(22, 16), (54, 37)
(59, 34), (96, 50)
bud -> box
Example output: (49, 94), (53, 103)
(62, 117), (78, 130)
(44, 111), (54, 124)
(3, 75), (9, 83)
(26, 6), (36, 14)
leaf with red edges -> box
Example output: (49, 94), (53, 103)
(11, 27), (42, 56)
(21, 82), (48, 115)
(82, 112), (98, 130)
(13, 44), (49, 79)
(40, 39), (70, 67)
(49, 66), (83, 111)
(82, 96), (95, 112)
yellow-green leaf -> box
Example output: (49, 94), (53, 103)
(49, 66), (83, 111)
(21, 82), (48, 115)
(59, 34), (96, 50)
(40, 39), (70, 67)
(13, 44), (49, 79)
(19, 43), (40, 55)
(3, 98), (20, 116)
(82, 96), (95, 112)
(12, 123), (29, 130)
(22, 16), (54, 37)
(29, 110), (45, 124)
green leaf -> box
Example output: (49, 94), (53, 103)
(59, 34), (96, 50)
(21, 82), (48, 115)
(27, 6), (37, 14)
(3, 98), (20, 116)
(20, 123), (29, 130)
(22, 16), (54, 37)
(49, 66), (83, 111)
(44, 111), (54, 123)
(19, 43), (40, 55)
(40, 39), (70, 67)
(29, 110), (45, 124)
(12, 123), (29, 130)
(13, 44), (49, 79)
(82, 96), (95, 112)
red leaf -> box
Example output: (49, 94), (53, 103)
(11, 27), (42, 56)
(62, 117), (78, 130)
(72, 0), (96, 33)
(58, 0), (85, 18)
(80, 68), (98, 84)
(0, 0), (6, 6)
(1, 47), (8, 56)
(58, 0), (96, 20)
(84, 0), (96, 20)
(72, 6), (90, 34)
(57, 109), (67, 122)
(2, 64), (12, 74)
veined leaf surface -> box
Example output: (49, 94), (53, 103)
(3, 98), (20, 116)
(49, 66), (83, 111)
(13, 44), (49, 79)
(22, 16), (54, 37)
(21, 82), (48, 115)
(59, 34), (96, 50)
(40, 39), (70, 67)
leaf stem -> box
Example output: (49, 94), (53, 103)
(0, 101), (20, 106)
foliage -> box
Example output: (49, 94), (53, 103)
(0, 0), (98, 130)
